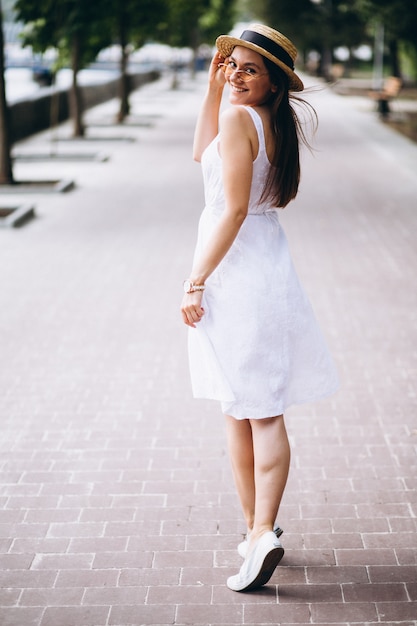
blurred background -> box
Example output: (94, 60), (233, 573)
(1, 0), (416, 184)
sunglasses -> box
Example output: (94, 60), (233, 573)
(219, 62), (268, 83)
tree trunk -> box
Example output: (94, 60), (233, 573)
(0, 0), (14, 184)
(117, 5), (130, 122)
(70, 33), (84, 137)
(388, 39), (402, 78)
(118, 47), (130, 122)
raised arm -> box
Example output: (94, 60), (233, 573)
(182, 107), (254, 327)
(193, 52), (227, 162)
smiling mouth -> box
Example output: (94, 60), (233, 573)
(230, 84), (247, 92)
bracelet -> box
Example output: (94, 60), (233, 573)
(183, 279), (205, 294)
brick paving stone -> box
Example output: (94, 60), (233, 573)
(335, 548), (398, 566)
(1, 72), (417, 626)
(244, 603), (312, 624)
(283, 549), (337, 567)
(20, 586), (84, 607)
(396, 548), (417, 566)
(118, 567), (181, 587)
(0, 588), (21, 606)
(407, 583), (417, 601)
(83, 586), (148, 606)
(147, 583), (212, 605)
(278, 583), (343, 604)
(306, 565), (369, 584)
(177, 603), (245, 625)
(54, 569), (119, 589)
(377, 602), (417, 622)
(311, 601), (379, 623)
(368, 565), (417, 583)
(31, 553), (94, 570)
(214, 583), (278, 605)
(92, 550), (153, 569)
(109, 604), (176, 626)
(0, 607), (45, 626)
(153, 549), (214, 570)
(345, 581), (410, 603)
(40, 606), (110, 626)
(47, 522), (106, 538)
(304, 533), (363, 549)
(0, 570), (57, 588)
(9, 538), (70, 554)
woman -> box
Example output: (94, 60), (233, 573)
(180, 24), (338, 592)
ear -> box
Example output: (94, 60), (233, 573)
(271, 84), (278, 93)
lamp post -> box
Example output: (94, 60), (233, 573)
(373, 20), (384, 91)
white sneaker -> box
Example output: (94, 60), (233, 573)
(227, 531), (284, 592)
(237, 525), (283, 558)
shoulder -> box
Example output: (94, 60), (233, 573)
(219, 106), (258, 151)
(220, 105), (254, 130)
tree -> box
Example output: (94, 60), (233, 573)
(15, 0), (112, 136)
(358, 0), (417, 78)
(164, 0), (236, 63)
(257, 0), (368, 78)
(259, 0), (417, 80)
(199, 0), (237, 44)
(0, 0), (13, 184)
(103, 0), (168, 122)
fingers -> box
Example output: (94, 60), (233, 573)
(181, 300), (205, 328)
(209, 52), (226, 84)
(182, 306), (205, 328)
(213, 50), (225, 65)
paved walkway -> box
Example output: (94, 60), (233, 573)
(0, 71), (416, 626)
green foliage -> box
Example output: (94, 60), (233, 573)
(257, 0), (368, 51)
(255, 0), (417, 78)
(199, 0), (237, 43)
(361, 0), (417, 48)
(353, 0), (417, 77)
(14, 0), (238, 60)
(163, 0), (207, 48)
(163, 0), (236, 49)
(15, 0), (112, 68)
(234, 0), (261, 22)
(256, 0), (317, 46)
(102, 0), (169, 49)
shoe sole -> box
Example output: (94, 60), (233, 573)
(231, 546), (284, 592)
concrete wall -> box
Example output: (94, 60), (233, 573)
(9, 70), (160, 143)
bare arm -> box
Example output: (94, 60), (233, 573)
(193, 52), (226, 162)
(182, 107), (254, 327)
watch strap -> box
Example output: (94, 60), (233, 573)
(184, 280), (205, 293)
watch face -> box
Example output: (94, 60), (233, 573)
(184, 280), (192, 293)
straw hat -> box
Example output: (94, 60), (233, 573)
(216, 23), (304, 92)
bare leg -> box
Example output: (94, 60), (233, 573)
(225, 413), (290, 544)
(248, 415), (290, 549)
(224, 414), (290, 592)
(225, 415), (255, 532)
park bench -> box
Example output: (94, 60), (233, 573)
(368, 76), (402, 118)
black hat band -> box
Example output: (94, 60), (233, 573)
(240, 30), (294, 70)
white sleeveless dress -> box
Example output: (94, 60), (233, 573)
(188, 106), (338, 420)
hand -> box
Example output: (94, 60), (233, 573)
(208, 51), (227, 88)
(181, 292), (205, 328)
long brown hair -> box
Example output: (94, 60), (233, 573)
(261, 58), (317, 208)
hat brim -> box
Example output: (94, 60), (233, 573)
(216, 34), (304, 92)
